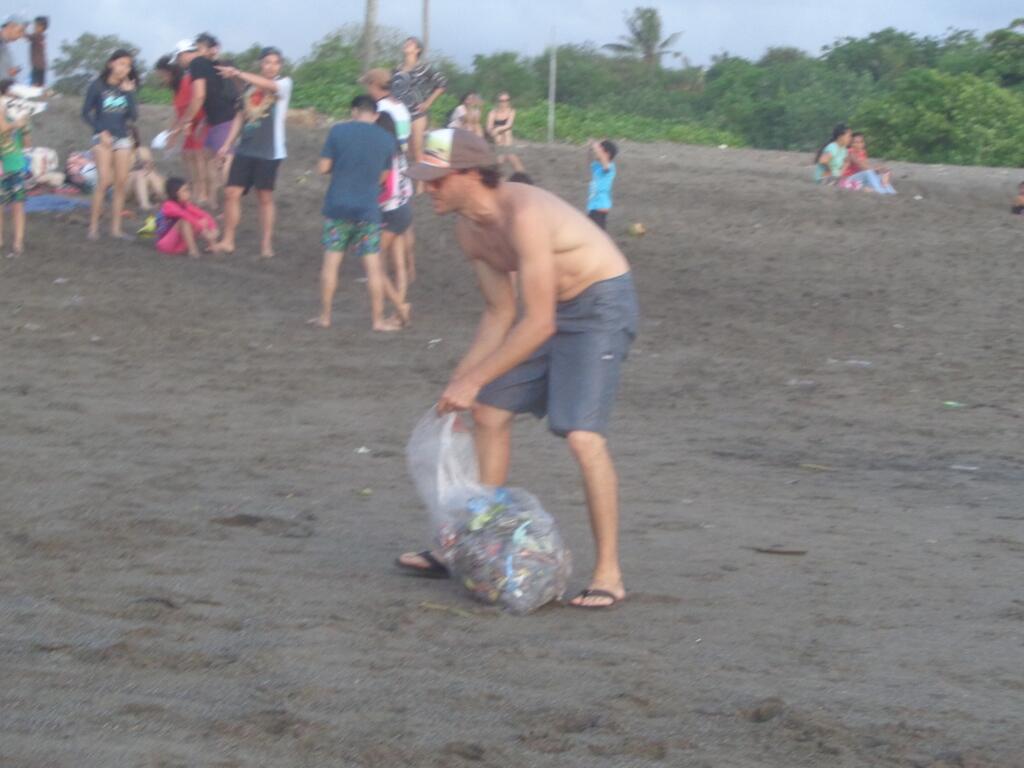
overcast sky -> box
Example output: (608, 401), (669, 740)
(17, 0), (1019, 72)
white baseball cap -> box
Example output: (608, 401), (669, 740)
(171, 39), (198, 62)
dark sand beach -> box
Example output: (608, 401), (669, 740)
(1, 102), (1022, 767)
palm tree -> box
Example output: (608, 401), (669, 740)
(603, 7), (681, 68)
(362, 0), (378, 71)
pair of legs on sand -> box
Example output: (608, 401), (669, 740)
(210, 157), (282, 257)
(128, 167), (167, 211)
(211, 186), (275, 258)
(0, 201), (25, 257)
(156, 216), (219, 258)
(312, 219), (410, 331)
(1, 171), (27, 256)
(400, 403), (626, 608)
(89, 141), (133, 240)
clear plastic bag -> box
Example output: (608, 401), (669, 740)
(406, 409), (571, 614)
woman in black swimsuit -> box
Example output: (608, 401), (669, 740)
(485, 91), (524, 172)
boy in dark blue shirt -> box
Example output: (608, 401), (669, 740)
(311, 94), (408, 331)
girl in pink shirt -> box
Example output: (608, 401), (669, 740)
(155, 177), (218, 256)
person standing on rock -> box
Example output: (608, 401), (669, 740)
(396, 128), (639, 609)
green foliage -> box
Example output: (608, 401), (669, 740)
(823, 28), (937, 81)
(470, 52), (544, 103)
(701, 55), (872, 150)
(603, 6), (682, 68)
(984, 19), (1024, 87)
(51, 33), (145, 95)
(109, 17), (1024, 166)
(852, 68), (1024, 166)
(511, 103), (742, 146)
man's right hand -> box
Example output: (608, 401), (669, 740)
(99, 131), (113, 148)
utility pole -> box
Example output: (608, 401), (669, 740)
(547, 29), (557, 143)
(422, 0), (430, 54)
(362, 0), (378, 72)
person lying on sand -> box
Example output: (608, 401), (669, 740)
(1012, 182), (1024, 215)
(396, 128), (639, 609)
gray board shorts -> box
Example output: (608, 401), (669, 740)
(477, 271), (639, 437)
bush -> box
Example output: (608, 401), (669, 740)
(852, 68), (1024, 166)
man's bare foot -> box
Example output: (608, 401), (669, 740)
(260, 250), (274, 259)
(209, 241), (234, 254)
(397, 302), (412, 327)
(87, 230), (99, 241)
(568, 580), (626, 609)
(396, 550), (449, 578)
(307, 316), (330, 328)
(372, 317), (402, 332)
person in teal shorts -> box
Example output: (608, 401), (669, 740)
(310, 94), (408, 331)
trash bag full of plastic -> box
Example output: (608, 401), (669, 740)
(406, 409), (571, 614)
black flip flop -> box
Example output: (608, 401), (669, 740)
(395, 550), (449, 579)
(567, 589), (623, 610)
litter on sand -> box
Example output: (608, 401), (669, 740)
(406, 408), (571, 614)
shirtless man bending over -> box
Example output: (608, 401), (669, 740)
(397, 128), (639, 609)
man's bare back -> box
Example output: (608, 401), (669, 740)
(454, 182), (629, 301)
(402, 128), (638, 609)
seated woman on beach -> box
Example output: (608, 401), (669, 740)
(486, 91), (524, 172)
(127, 127), (166, 211)
(813, 123), (851, 184)
(155, 176), (218, 257)
(841, 132), (896, 194)
(1012, 182), (1024, 215)
(447, 92), (483, 136)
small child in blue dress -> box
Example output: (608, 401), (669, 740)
(586, 139), (618, 231)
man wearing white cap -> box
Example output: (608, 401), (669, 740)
(397, 128), (639, 609)
(166, 39), (208, 204)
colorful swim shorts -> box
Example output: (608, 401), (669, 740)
(322, 219), (381, 258)
(0, 170), (27, 205)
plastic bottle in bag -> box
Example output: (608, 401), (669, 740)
(406, 409), (571, 614)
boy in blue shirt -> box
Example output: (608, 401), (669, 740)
(311, 94), (408, 332)
(586, 139), (617, 231)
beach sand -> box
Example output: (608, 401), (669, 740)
(1, 102), (1021, 767)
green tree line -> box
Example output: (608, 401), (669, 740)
(52, 12), (1024, 166)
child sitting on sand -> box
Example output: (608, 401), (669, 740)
(814, 124), (851, 185)
(841, 132), (896, 195)
(155, 177), (218, 257)
(1012, 182), (1024, 215)
(0, 78), (31, 257)
(128, 127), (166, 211)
